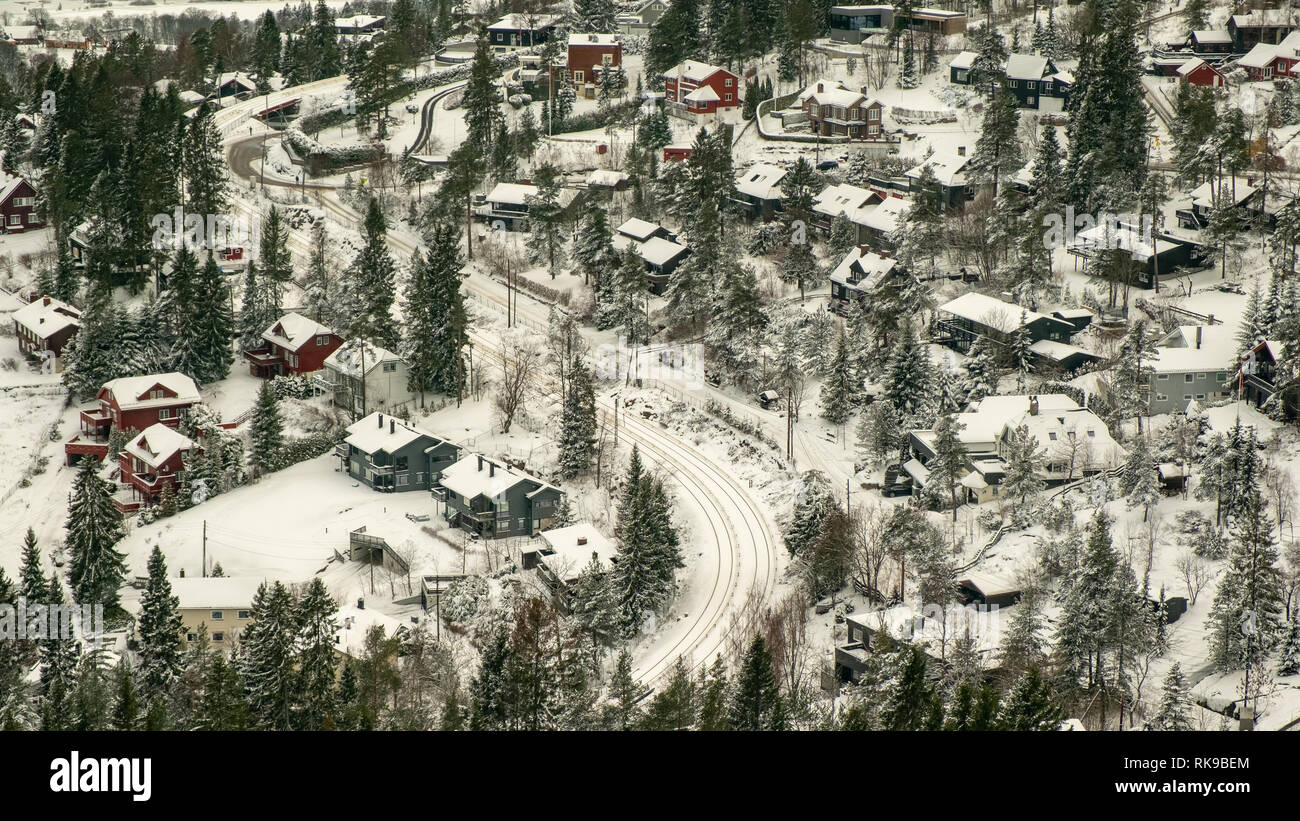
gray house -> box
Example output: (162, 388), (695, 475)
(440, 453), (564, 538)
(337, 412), (460, 492)
(1141, 325), (1235, 416)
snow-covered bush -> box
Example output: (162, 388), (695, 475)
(441, 574), (490, 625)
(270, 373), (315, 400)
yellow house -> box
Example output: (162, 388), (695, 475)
(172, 577), (268, 653)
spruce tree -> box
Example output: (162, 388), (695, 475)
(998, 668), (1063, 730)
(249, 381), (284, 477)
(65, 459), (127, 613)
(294, 577), (340, 730)
(348, 198), (400, 351)
(729, 635), (784, 730)
(1146, 661), (1193, 730)
(138, 546), (184, 701)
(194, 252), (234, 384)
(239, 581), (298, 730)
(821, 328), (856, 425)
(558, 356), (598, 479)
(404, 217), (468, 403)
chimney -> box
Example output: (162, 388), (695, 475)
(1029, 396), (1039, 416)
(42, 295), (50, 306)
(1196, 326), (1203, 349)
(489, 462), (495, 477)
(957, 145), (967, 157)
(390, 419), (395, 434)
(377, 413), (383, 428)
(879, 250), (891, 259)
(577, 536), (588, 546)
(477, 455), (483, 471)
(817, 82), (824, 93)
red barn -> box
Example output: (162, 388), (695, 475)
(661, 60), (740, 115)
(567, 32), (621, 87)
(244, 312), (344, 378)
(1176, 57), (1225, 87)
(68, 372), (202, 464)
(117, 423), (198, 512)
(1, 174), (43, 234)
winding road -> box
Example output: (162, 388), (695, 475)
(221, 81), (783, 687)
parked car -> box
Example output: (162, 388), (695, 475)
(405, 102), (420, 113)
(756, 389), (780, 409)
(816, 160), (839, 171)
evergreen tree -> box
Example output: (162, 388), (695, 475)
(110, 660), (140, 730)
(182, 103), (226, 217)
(925, 412), (968, 520)
(239, 581), (298, 730)
(249, 381), (284, 477)
(404, 216), (468, 403)
(1146, 661), (1193, 730)
(138, 546), (184, 701)
(820, 328), (856, 425)
(294, 577), (340, 730)
(998, 668), (1063, 730)
(348, 198), (400, 351)
(462, 29), (503, 151)
(729, 635), (784, 730)
(65, 459), (127, 613)
(784, 470), (834, 556)
(880, 644), (933, 731)
(557, 356), (598, 479)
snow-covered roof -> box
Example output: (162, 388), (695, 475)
(12, 295), (81, 340)
(344, 411), (448, 455)
(334, 606), (407, 658)
(1236, 42), (1290, 69)
(662, 59), (730, 82)
(855, 195), (909, 232)
(486, 182), (538, 205)
(324, 341), (402, 378)
(1189, 177), (1257, 209)
(901, 458), (930, 485)
(1231, 10), (1300, 28)
(1004, 53), (1050, 80)
(957, 570), (1021, 598)
(335, 14), (385, 29)
(439, 453), (558, 501)
(637, 236), (689, 267)
(1069, 223), (1179, 260)
(1004, 407), (1122, 462)
(0, 172), (33, 205)
(829, 247), (898, 290)
(587, 169), (628, 188)
(568, 32), (619, 46)
(1192, 29), (1232, 43)
(735, 163), (787, 201)
(216, 71), (257, 90)
(950, 394), (1080, 449)
(262, 312), (335, 353)
(938, 292), (1064, 331)
(683, 85), (720, 103)
(172, 577), (268, 610)
(125, 423), (195, 468)
(1029, 339), (1098, 364)
(1150, 325), (1236, 373)
(101, 372), (201, 411)
(949, 50), (978, 70)
(617, 217), (664, 241)
(804, 82), (866, 108)
(1282, 30), (1300, 51)
(813, 183), (879, 218)
(1176, 57), (1212, 77)
(488, 13), (561, 30)
(905, 151), (969, 187)
(538, 523), (618, 582)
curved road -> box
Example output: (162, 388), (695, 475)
(223, 101), (783, 688)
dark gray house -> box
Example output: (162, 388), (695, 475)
(440, 453), (564, 538)
(337, 412), (460, 493)
(934, 292), (1077, 354)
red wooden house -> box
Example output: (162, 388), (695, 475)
(1, 174), (43, 234)
(117, 423), (198, 512)
(67, 372), (201, 464)
(661, 60), (740, 115)
(1176, 57), (1225, 87)
(244, 312), (344, 378)
(567, 32), (622, 87)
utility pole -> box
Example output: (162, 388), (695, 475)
(613, 393), (620, 447)
(202, 520), (207, 577)
(786, 388), (793, 460)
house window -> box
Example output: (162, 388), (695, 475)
(1196, 372), (1207, 380)
(211, 610), (224, 620)
(955, 69), (968, 81)
(573, 70), (584, 83)
(1026, 96), (1035, 106)
(28, 213), (39, 224)
(869, 108), (879, 120)
(1184, 374), (1194, 382)
(150, 389), (164, 399)
(725, 78), (733, 86)
(602, 54), (613, 66)
(1156, 393), (1168, 402)
(237, 610), (250, 619)
(1008, 80), (1018, 88)
(317, 335), (330, 346)
(212, 632), (225, 642)
(6, 215), (17, 226)
(1195, 394), (1206, 400)
(1216, 372), (1227, 381)
(383, 362), (397, 373)
(185, 633), (196, 642)
(1027, 81), (1036, 90)
(397, 474), (409, 486)
(725, 93), (732, 101)
(159, 408), (176, 420)
(1183, 394), (1192, 401)
(1048, 432), (1057, 440)
(1156, 374), (1169, 381)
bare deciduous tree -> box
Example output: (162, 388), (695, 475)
(494, 333), (540, 433)
(1174, 549), (1214, 606)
